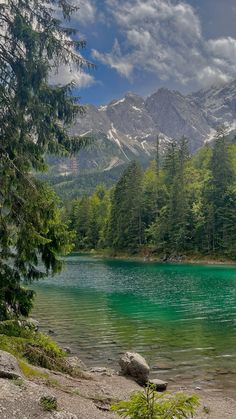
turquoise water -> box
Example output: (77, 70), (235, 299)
(32, 255), (236, 390)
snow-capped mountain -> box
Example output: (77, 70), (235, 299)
(56, 79), (236, 175)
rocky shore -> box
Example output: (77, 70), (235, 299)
(80, 250), (236, 267)
(0, 349), (235, 418)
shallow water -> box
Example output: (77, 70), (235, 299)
(32, 255), (236, 390)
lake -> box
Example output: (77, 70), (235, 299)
(32, 254), (236, 391)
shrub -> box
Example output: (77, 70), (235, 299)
(0, 320), (33, 338)
(39, 395), (57, 411)
(111, 385), (199, 419)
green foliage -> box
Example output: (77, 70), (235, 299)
(203, 406), (210, 415)
(69, 185), (111, 250)
(40, 395), (57, 412)
(108, 161), (143, 253)
(0, 0), (89, 318)
(68, 130), (236, 260)
(111, 385), (199, 419)
(0, 320), (33, 338)
(19, 360), (49, 379)
(0, 322), (74, 374)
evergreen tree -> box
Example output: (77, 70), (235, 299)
(70, 197), (91, 249)
(108, 161), (143, 253)
(66, 135), (236, 260)
(0, 0), (91, 318)
(153, 138), (191, 254)
(202, 128), (236, 254)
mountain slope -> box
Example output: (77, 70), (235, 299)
(145, 88), (211, 150)
(189, 79), (236, 128)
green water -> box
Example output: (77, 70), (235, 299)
(32, 255), (236, 390)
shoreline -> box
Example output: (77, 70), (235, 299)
(1, 353), (236, 418)
(72, 250), (236, 267)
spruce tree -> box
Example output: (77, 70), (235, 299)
(108, 161), (143, 253)
(0, 0), (91, 318)
(202, 128), (235, 254)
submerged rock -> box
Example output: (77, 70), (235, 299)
(148, 378), (168, 392)
(119, 352), (150, 385)
(64, 346), (72, 354)
(0, 350), (23, 380)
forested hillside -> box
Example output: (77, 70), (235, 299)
(68, 130), (236, 259)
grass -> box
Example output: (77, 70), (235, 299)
(19, 360), (49, 380)
(12, 378), (25, 387)
(0, 320), (75, 376)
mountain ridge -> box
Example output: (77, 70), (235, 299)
(51, 79), (236, 177)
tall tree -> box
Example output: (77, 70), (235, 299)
(108, 161), (143, 253)
(202, 128), (235, 254)
(153, 138), (191, 254)
(0, 0), (91, 318)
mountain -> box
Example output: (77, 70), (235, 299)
(68, 92), (162, 174)
(189, 79), (236, 130)
(45, 80), (236, 197)
(145, 88), (210, 151)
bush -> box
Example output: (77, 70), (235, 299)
(0, 320), (33, 338)
(111, 385), (199, 419)
(39, 395), (57, 411)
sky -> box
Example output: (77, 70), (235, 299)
(58, 0), (236, 105)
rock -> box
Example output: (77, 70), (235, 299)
(64, 347), (72, 354)
(148, 378), (168, 392)
(119, 352), (150, 385)
(89, 367), (116, 376)
(0, 350), (23, 380)
(66, 356), (87, 371)
(25, 318), (39, 331)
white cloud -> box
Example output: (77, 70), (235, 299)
(197, 66), (232, 88)
(92, 39), (133, 78)
(71, 0), (96, 25)
(92, 0), (236, 88)
(49, 64), (95, 88)
(207, 37), (236, 63)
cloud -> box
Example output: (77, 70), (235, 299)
(92, 0), (236, 88)
(71, 0), (97, 25)
(49, 64), (95, 88)
(207, 37), (236, 64)
(47, 1), (97, 88)
(92, 39), (133, 78)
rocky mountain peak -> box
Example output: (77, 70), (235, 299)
(65, 79), (236, 175)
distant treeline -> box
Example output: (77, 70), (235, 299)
(67, 129), (236, 259)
